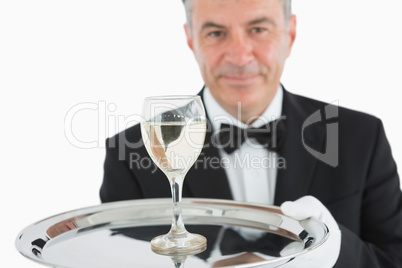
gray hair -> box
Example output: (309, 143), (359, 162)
(182, 0), (292, 28)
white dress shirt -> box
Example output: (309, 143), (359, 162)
(203, 86), (284, 206)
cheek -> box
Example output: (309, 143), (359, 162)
(255, 42), (285, 68)
(255, 45), (274, 69)
(202, 49), (223, 75)
(195, 49), (215, 77)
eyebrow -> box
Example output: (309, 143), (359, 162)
(247, 17), (277, 27)
(201, 22), (226, 33)
(200, 17), (277, 33)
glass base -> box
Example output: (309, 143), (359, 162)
(151, 232), (207, 256)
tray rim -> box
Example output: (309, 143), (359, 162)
(16, 198), (329, 268)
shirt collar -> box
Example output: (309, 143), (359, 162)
(203, 85), (284, 131)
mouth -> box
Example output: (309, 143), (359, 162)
(221, 75), (261, 87)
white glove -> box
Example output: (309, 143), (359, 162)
(280, 196), (341, 268)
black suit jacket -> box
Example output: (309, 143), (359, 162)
(100, 88), (402, 267)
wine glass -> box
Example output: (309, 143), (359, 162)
(140, 95), (207, 255)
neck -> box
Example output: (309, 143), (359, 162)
(226, 103), (270, 125)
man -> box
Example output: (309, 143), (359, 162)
(100, 0), (402, 267)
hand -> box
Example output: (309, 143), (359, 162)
(280, 196), (341, 268)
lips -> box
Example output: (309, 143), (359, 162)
(221, 74), (261, 86)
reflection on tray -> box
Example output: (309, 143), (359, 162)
(16, 198), (328, 268)
(111, 224), (302, 267)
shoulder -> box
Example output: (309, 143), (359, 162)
(285, 89), (382, 129)
(107, 123), (143, 149)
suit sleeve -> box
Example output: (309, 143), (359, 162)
(100, 137), (143, 202)
(334, 120), (402, 267)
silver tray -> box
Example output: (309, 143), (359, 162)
(16, 198), (329, 268)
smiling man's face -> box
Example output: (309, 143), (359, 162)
(185, 0), (296, 122)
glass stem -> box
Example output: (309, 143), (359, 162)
(169, 175), (187, 237)
(173, 261), (185, 268)
(171, 256), (187, 268)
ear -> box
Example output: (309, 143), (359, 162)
(184, 24), (194, 51)
(287, 15), (297, 57)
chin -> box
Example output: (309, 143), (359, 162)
(211, 82), (268, 113)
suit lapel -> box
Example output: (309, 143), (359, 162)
(185, 131), (233, 199)
(274, 89), (325, 205)
(184, 88), (233, 199)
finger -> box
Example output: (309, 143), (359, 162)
(281, 201), (312, 220)
(280, 196), (322, 220)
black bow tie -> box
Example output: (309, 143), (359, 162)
(216, 119), (285, 154)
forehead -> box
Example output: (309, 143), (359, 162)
(191, 0), (285, 27)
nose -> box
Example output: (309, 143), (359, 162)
(224, 31), (254, 66)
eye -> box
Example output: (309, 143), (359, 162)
(250, 27), (267, 34)
(207, 31), (224, 38)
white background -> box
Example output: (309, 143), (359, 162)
(1, 0), (402, 267)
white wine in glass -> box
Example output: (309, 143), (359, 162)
(140, 95), (207, 255)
